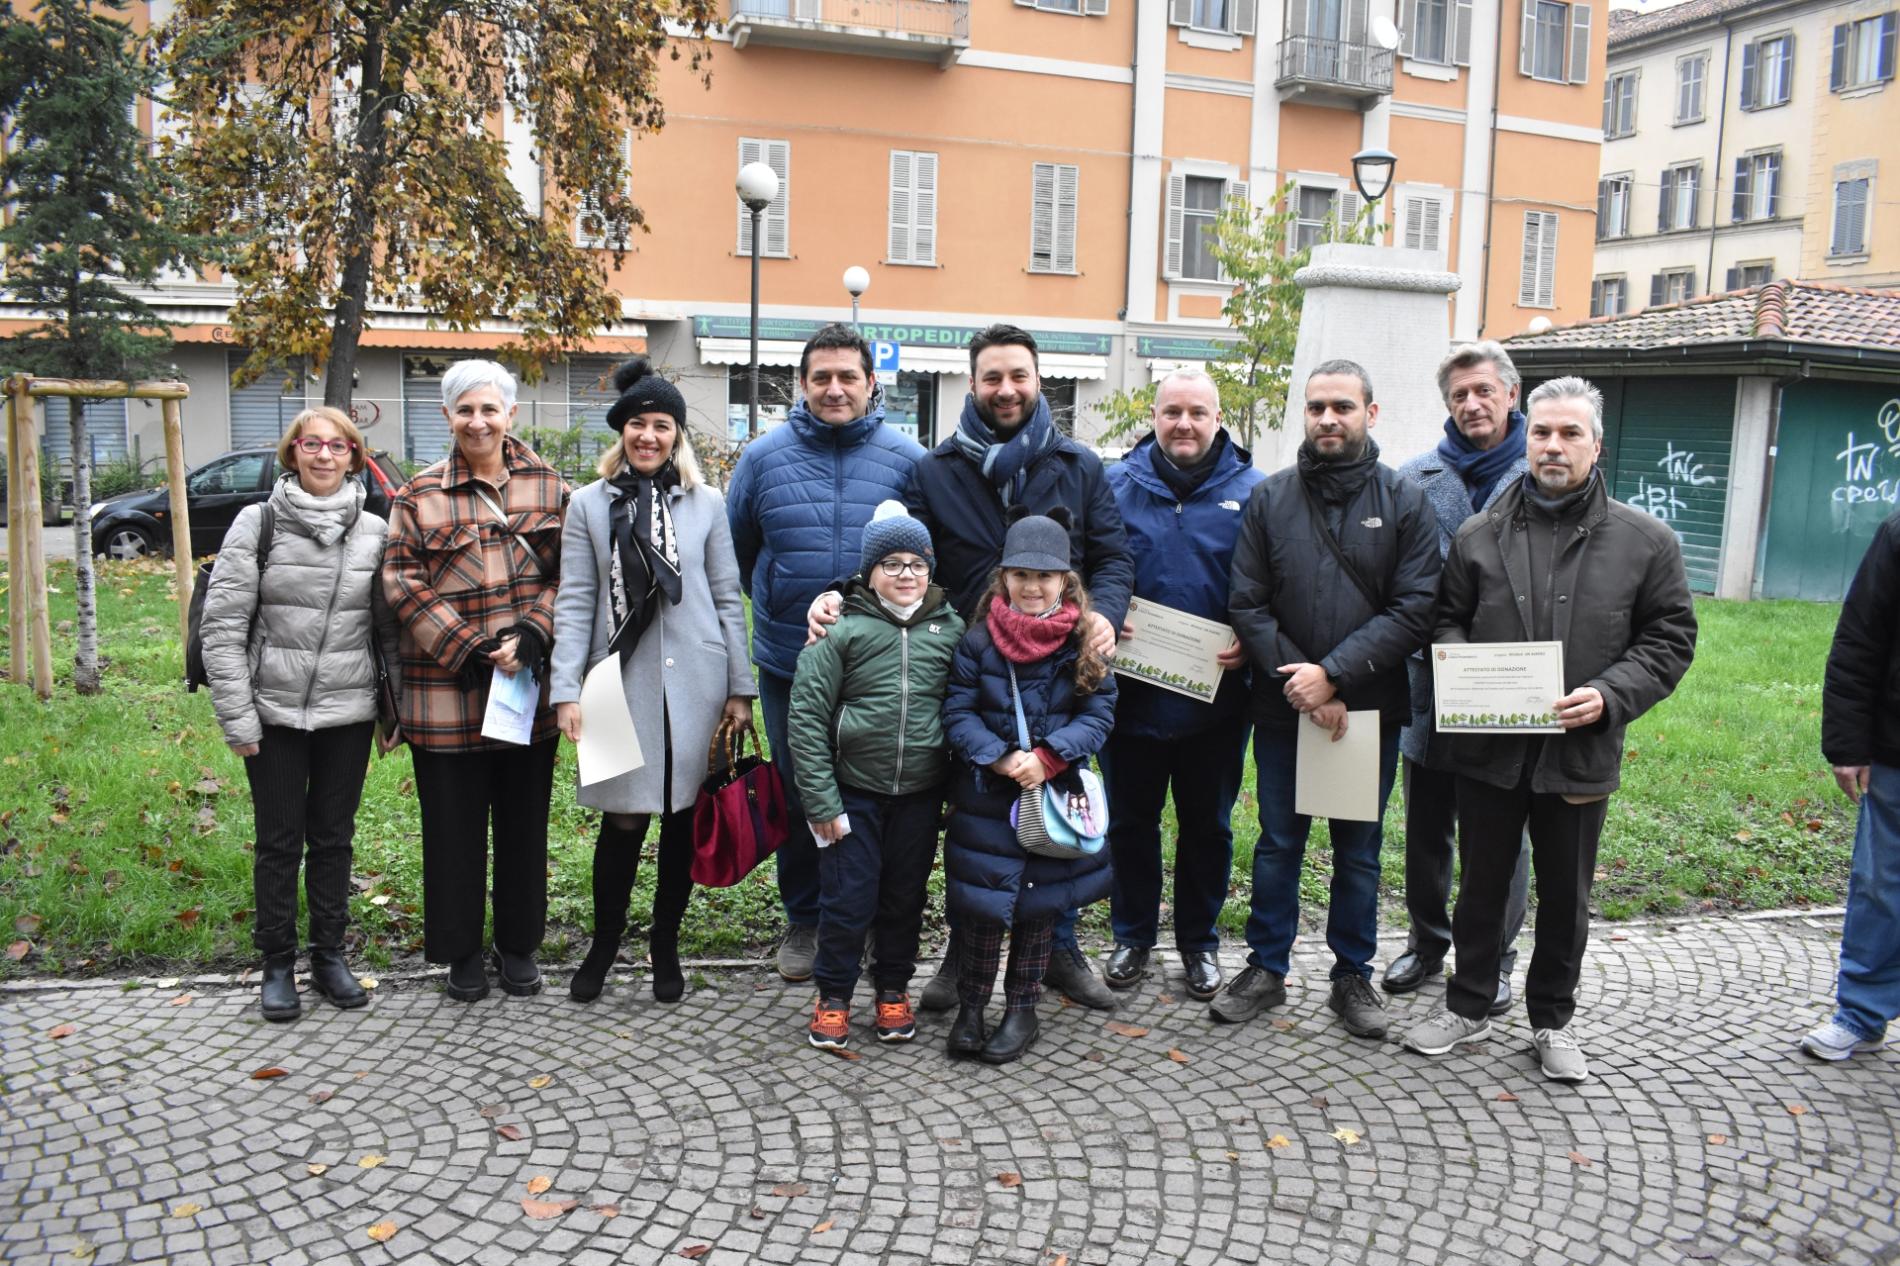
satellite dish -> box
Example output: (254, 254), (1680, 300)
(1370, 15), (1400, 51)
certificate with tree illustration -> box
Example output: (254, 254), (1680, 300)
(1114, 597), (1232, 704)
(1431, 641), (1565, 733)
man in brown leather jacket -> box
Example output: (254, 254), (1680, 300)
(1401, 376), (1697, 1084)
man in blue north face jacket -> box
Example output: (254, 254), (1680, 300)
(726, 323), (925, 982)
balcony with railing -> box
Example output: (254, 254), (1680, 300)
(727, 0), (970, 67)
(1274, 34), (1394, 107)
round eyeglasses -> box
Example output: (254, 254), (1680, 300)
(295, 438), (356, 456)
(877, 559), (930, 577)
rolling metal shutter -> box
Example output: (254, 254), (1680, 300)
(1759, 380), (1900, 601)
(228, 353), (305, 449)
(40, 398), (129, 470)
(566, 355), (623, 461)
(402, 355), (464, 467)
(1606, 377), (1732, 594)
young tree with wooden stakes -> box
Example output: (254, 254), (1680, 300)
(0, 0), (204, 695)
(156, 0), (718, 408)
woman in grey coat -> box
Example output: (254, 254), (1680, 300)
(552, 359), (756, 1004)
(201, 406), (400, 1022)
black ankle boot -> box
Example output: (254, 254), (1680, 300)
(946, 1003), (988, 1058)
(650, 931), (684, 1003)
(259, 951), (300, 1022)
(308, 948), (367, 1009)
(569, 924), (623, 1003)
(979, 1009), (1039, 1065)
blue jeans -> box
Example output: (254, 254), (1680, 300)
(1243, 719), (1400, 980)
(757, 669), (822, 928)
(1100, 718), (1249, 953)
(1836, 762), (1900, 1041)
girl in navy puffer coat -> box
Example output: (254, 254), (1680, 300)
(941, 509), (1117, 1065)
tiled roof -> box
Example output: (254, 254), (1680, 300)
(1502, 281), (1900, 353)
(1608, 0), (1778, 46)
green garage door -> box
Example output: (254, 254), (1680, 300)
(1759, 381), (1900, 601)
(1605, 377), (1733, 594)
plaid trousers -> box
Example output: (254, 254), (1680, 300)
(957, 914), (1057, 1013)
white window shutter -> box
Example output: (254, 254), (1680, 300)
(1232, 0), (1256, 36)
(765, 139), (790, 257)
(1403, 197), (1425, 249)
(1054, 164), (1078, 273)
(1568, 4), (1592, 84)
(1519, 215), (1541, 306)
(914, 152), (938, 265)
(1337, 189), (1364, 235)
(1520, 0), (1539, 75)
(1422, 197), (1443, 251)
(1227, 179), (1249, 214)
(1453, 0), (1474, 64)
(737, 137), (762, 253)
(1031, 162), (1056, 271)
(1537, 212), (1557, 305)
(1163, 172), (1187, 278)
(1168, 0), (1193, 26)
(888, 150), (913, 264)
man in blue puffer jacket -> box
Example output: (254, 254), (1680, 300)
(727, 323), (925, 982)
(1100, 368), (1264, 1005)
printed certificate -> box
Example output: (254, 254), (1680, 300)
(1431, 641), (1565, 733)
(1114, 597), (1234, 705)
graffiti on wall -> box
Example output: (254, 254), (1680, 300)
(1831, 400), (1900, 511)
(1629, 440), (1723, 527)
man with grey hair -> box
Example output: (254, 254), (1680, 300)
(1222, 358), (1441, 1037)
(1404, 375), (1697, 1083)
(1097, 367), (1263, 1001)
(1385, 341), (1533, 1010)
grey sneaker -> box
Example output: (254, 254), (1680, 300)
(1799, 1018), (1885, 1062)
(1401, 1007), (1492, 1055)
(1532, 1026), (1590, 1083)
(1208, 964), (1287, 1025)
(776, 925), (818, 982)
(1043, 944), (1117, 1011)
(1327, 973), (1388, 1039)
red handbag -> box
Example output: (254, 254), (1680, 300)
(690, 718), (790, 888)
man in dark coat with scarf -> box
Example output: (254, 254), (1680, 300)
(1222, 358), (1441, 1040)
(1385, 341), (1534, 1014)
(810, 323), (1134, 1010)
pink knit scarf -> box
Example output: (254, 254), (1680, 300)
(986, 594), (1080, 665)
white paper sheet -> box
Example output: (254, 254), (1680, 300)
(576, 652), (645, 787)
(480, 665), (538, 746)
(1294, 709), (1381, 822)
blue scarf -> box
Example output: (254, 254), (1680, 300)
(951, 394), (1058, 508)
(1436, 409), (1527, 512)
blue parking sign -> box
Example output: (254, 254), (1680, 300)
(871, 340), (901, 373)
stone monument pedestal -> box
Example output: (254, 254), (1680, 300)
(1266, 243), (1463, 471)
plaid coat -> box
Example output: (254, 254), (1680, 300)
(382, 436), (569, 752)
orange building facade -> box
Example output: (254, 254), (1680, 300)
(5, 0), (1607, 472)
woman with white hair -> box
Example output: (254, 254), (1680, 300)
(382, 359), (570, 1002)
(552, 358), (756, 1004)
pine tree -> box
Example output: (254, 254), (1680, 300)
(0, 0), (203, 695)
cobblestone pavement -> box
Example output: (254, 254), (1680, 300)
(3, 913), (1896, 1266)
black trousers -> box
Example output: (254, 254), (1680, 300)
(411, 737), (559, 964)
(243, 721), (374, 955)
(1448, 771), (1609, 1030)
(1403, 756), (1530, 974)
(812, 785), (943, 1003)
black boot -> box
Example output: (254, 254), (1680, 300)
(650, 929), (684, 1003)
(979, 1009), (1039, 1065)
(946, 1003), (988, 1058)
(259, 951), (300, 1022)
(577, 817), (642, 1003)
(569, 924), (623, 1003)
(308, 948), (367, 1010)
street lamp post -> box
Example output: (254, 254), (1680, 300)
(843, 266), (870, 330)
(736, 161), (780, 439)
(1349, 147), (1398, 231)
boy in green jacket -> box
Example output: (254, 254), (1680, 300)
(788, 501), (966, 1050)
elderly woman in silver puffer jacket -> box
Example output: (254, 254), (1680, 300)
(201, 406), (400, 1023)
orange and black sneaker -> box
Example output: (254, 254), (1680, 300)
(874, 991), (917, 1043)
(809, 997), (851, 1050)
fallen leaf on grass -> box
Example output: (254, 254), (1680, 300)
(168, 994), (192, 1006)
(496, 1125), (524, 1141)
(1567, 1151), (1593, 1167)
(250, 1066), (289, 1080)
(169, 1203), (203, 1219)
(1167, 1049), (1191, 1064)
(358, 1154), (387, 1168)
(1496, 1092), (1519, 1103)
(996, 1172), (1022, 1188)
(1265, 1134), (1291, 1150)
(526, 1176), (552, 1195)
(771, 1182), (809, 1197)
(1331, 1128), (1361, 1145)
(1708, 1133), (1729, 1146)
(527, 1074), (553, 1089)
(6, 940), (29, 961)
(308, 1089), (334, 1104)
(592, 1204), (620, 1218)
(48, 1023), (75, 1039)
(479, 1104), (503, 1118)
(811, 1219), (835, 1236)
(15, 913), (43, 936)
(366, 1221), (396, 1242)
(369, 894), (390, 906)
(521, 1198), (576, 1219)
(1787, 1104), (1809, 1117)
(1104, 1021), (1149, 1038)
(678, 1247), (712, 1260)
(307, 1164), (329, 1176)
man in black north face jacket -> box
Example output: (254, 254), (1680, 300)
(1218, 358), (1441, 1040)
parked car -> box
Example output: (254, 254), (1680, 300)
(89, 447), (407, 560)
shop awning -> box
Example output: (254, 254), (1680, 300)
(696, 337), (805, 368)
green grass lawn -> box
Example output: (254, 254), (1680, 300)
(0, 557), (1856, 976)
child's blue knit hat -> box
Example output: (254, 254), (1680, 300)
(860, 500), (935, 577)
